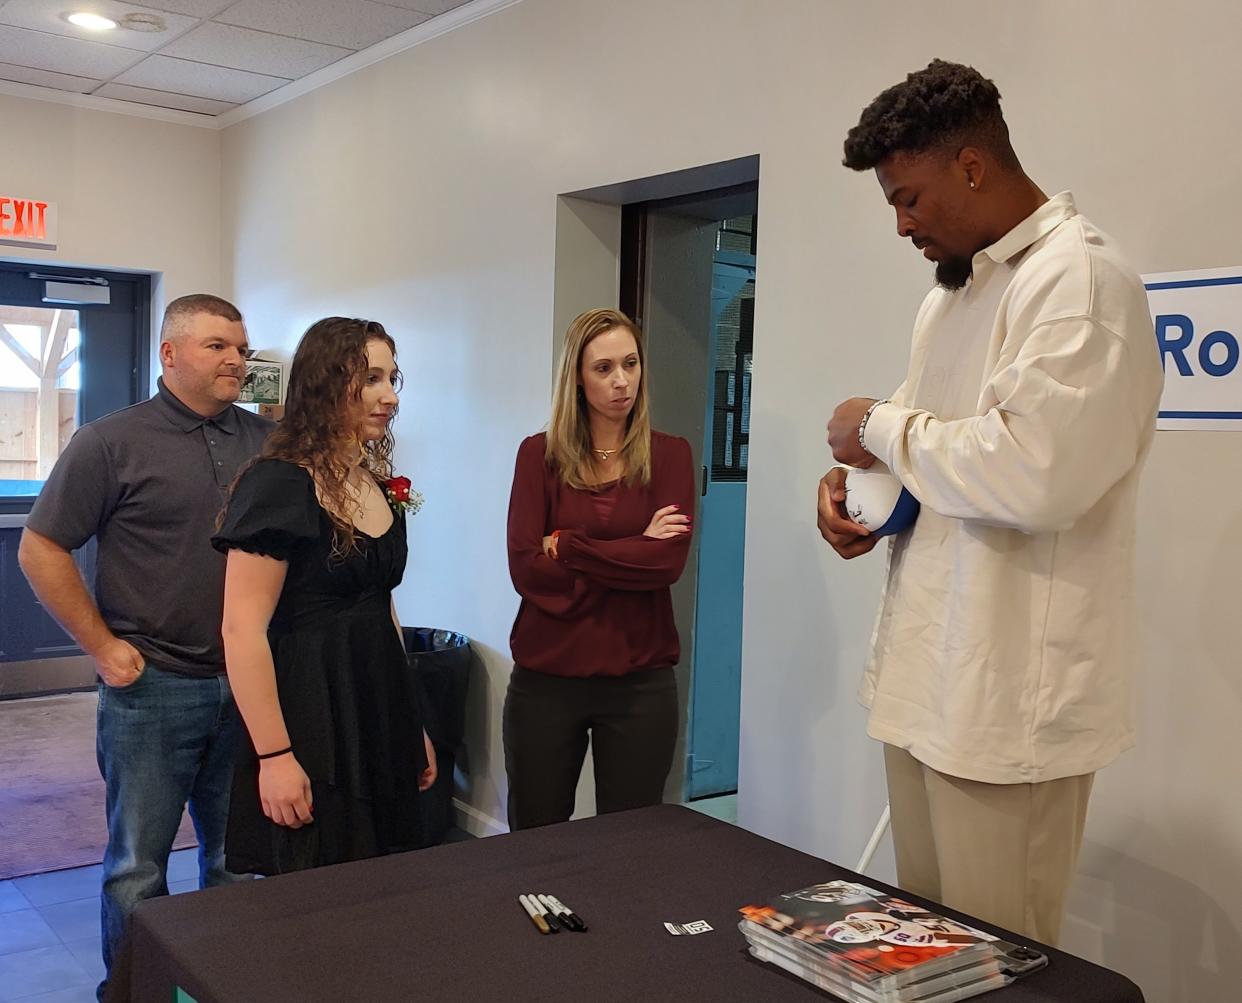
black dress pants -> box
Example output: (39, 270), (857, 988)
(503, 665), (679, 831)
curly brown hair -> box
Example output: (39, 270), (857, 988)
(261, 317), (399, 554)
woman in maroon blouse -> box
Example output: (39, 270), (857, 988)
(504, 308), (695, 830)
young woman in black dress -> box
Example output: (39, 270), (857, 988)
(213, 317), (435, 874)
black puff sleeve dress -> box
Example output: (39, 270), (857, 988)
(212, 459), (427, 875)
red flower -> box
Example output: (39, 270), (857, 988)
(386, 476), (411, 502)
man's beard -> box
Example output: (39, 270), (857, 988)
(935, 256), (973, 290)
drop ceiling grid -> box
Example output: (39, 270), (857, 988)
(0, 0), (472, 116)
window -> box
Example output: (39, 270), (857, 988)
(0, 306), (82, 492)
(0, 264), (149, 506)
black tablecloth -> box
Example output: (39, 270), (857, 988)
(116, 804), (1144, 1002)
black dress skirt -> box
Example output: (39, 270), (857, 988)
(212, 459), (427, 875)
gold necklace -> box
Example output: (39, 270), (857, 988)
(593, 447), (617, 461)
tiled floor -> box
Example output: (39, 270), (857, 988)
(0, 848), (200, 1002)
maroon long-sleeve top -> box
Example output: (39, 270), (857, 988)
(507, 430), (696, 677)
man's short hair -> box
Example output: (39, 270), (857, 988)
(161, 294), (243, 342)
(842, 60), (1018, 171)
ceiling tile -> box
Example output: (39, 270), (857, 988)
(0, 0), (198, 53)
(115, 53), (286, 102)
(95, 81), (236, 114)
(217, 0), (430, 51)
(128, 0), (234, 14)
(0, 24), (143, 77)
(374, 0), (472, 14)
(0, 59), (99, 92)
(161, 21), (349, 78)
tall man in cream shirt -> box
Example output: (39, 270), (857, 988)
(818, 60), (1163, 944)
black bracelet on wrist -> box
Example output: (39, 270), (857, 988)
(257, 746), (292, 761)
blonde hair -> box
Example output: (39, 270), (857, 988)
(547, 308), (652, 489)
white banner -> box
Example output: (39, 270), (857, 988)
(1145, 266), (1242, 431)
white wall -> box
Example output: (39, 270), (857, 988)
(0, 95), (221, 358)
(219, 1), (1242, 997)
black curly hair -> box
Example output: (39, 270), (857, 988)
(843, 60), (1018, 171)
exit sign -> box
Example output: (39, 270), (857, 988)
(0, 195), (57, 249)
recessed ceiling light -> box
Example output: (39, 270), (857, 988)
(67, 12), (119, 31)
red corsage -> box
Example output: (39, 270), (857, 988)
(383, 476), (423, 515)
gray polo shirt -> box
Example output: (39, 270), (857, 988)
(26, 379), (273, 678)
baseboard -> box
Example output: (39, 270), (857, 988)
(452, 797), (508, 838)
(0, 656), (96, 698)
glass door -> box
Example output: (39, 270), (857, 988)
(0, 263), (150, 697)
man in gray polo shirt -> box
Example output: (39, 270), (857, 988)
(18, 294), (272, 998)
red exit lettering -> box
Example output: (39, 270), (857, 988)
(0, 197), (49, 240)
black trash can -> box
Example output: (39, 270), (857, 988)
(403, 627), (471, 847)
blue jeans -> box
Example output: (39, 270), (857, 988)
(95, 663), (246, 998)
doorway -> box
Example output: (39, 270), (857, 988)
(0, 262), (150, 698)
(0, 262), (155, 886)
(621, 185), (756, 802)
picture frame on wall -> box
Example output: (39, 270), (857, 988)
(239, 358), (284, 406)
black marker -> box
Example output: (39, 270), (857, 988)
(545, 894), (588, 932)
(537, 894), (576, 931)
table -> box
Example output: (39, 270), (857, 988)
(115, 805), (1144, 1002)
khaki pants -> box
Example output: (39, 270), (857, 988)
(883, 744), (1093, 946)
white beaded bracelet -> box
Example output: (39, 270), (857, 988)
(857, 399), (891, 454)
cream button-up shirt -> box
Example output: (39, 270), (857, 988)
(860, 192), (1163, 784)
